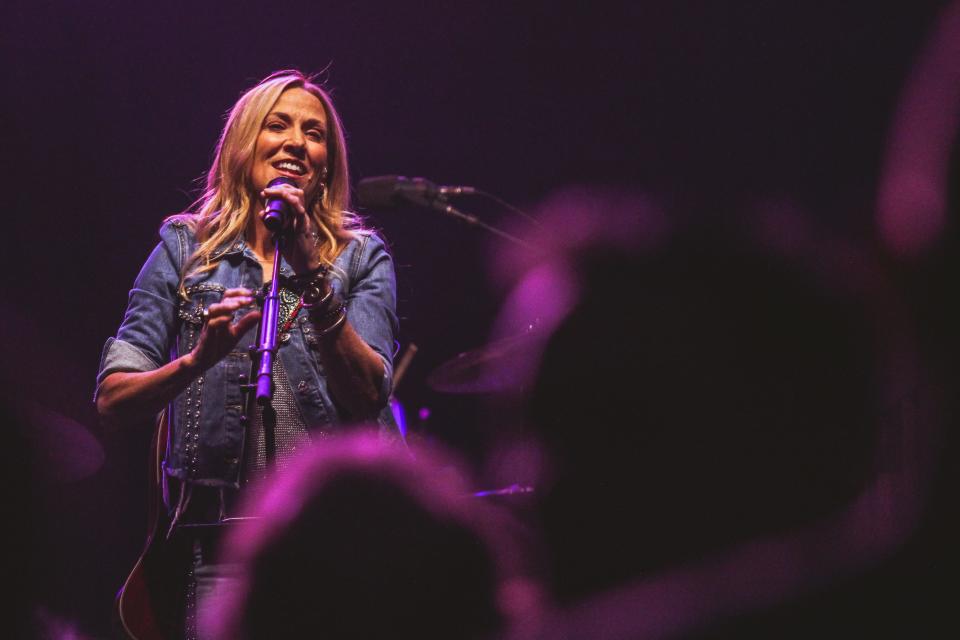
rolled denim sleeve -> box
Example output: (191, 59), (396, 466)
(343, 233), (399, 404)
(96, 223), (183, 394)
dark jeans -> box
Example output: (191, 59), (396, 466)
(181, 526), (244, 640)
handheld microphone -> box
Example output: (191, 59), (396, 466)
(262, 176), (298, 232)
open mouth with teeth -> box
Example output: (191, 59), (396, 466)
(272, 160), (308, 177)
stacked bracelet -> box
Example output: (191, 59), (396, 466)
(299, 272), (346, 336)
(308, 301), (347, 336)
(300, 275), (333, 310)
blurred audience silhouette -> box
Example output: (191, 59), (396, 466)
(201, 432), (536, 639)
(534, 224), (881, 599)
(486, 189), (930, 637)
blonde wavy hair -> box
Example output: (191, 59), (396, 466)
(168, 70), (361, 294)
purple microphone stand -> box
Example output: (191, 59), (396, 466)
(254, 176), (297, 407)
(254, 233), (283, 406)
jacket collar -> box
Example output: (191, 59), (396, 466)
(212, 236), (295, 277)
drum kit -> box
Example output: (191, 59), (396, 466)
(425, 324), (542, 395)
(391, 323), (544, 499)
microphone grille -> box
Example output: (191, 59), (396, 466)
(267, 176), (298, 188)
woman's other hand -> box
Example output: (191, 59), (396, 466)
(188, 288), (262, 371)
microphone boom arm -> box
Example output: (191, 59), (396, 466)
(431, 199), (534, 249)
(356, 175), (534, 249)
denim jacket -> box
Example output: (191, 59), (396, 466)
(97, 219), (399, 488)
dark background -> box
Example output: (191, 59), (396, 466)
(1, 1), (956, 636)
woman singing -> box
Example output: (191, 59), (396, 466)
(96, 70), (399, 638)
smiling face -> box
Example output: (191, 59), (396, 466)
(250, 87), (329, 202)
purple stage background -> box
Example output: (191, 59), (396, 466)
(1, 1), (957, 637)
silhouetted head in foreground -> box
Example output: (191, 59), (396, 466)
(515, 209), (898, 604)
(204, 434), (513, 639)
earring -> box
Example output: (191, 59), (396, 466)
(316, 168), (329, 206)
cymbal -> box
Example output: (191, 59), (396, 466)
(426, 328), (541, 394)
(24, 403), (105, 483)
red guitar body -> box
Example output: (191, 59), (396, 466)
(115, 413), (191, 640)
